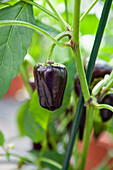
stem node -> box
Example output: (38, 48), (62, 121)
(86, 97), (93, 107)
(70, 40), (76, 50)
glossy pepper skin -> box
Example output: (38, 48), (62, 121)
(34, 63), (67, 111)
(99, 94), (113, 122)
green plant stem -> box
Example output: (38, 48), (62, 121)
(100, 70), (113, 95)
(21, 0), (58, 21)
(72, 0), (80, 44)
(0, 153), (20, 159)
(79, 106), (95, 170)
(48, 31), (72, 61)
(92, 74), (110, 96)
(19, 65), (32, 97)
(72, 0), (90, 102)
(41, 157), (62, 169)
(23, 64), (29, 80)
(62, 0), (112, 169)
(46, 0), (68, 29)
(92, 79), (104, 96)
(93, 70), (113, 98)
(93, 101), (113, 112)
(80, 0), (99, 22)
(0, 153), (32, 163)
(108, 70), (113, 81)
(104, 79), (113, 92)
(48, 129), (57, 151)
(24, 54), (36, 67)
(0, 152), (62, 169)
(64, 0), (69, 23)
(0, 20), (67, 47)
(73, 50), (90, 102)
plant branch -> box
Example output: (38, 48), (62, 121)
(93, 101), (113, 112)
(21, 0), (58, 21)
(73, 49), (90, 102)
(0, 20), (67, 47)
(92, 70), (113, 98)
(72, 0), (90, 102)
(64, 0), (69, 23)
(46, 0), (69, 29)
(80, 106), (95, 170)
(0, 153), (33, 163)
(62, 0), (112, 169)
(92, 74), (109, 96)
(104, 79), (113, 92)
(80, 0), (99, 22)
(99, 71), (113, 98)
(104, 70), (113, 91)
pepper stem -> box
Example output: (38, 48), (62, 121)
(48, 31), (72, 61)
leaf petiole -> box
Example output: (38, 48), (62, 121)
(93, 101), (113, 112)
(46, 0), (70, 30)
(0, 20), (68, 47)
(21, 0), (58, 21)
(80, 0), (99, 22)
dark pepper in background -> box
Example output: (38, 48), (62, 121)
(34, 63), (67, 111)
(99, 94), (113, 122)
(75, 60), (112, 96)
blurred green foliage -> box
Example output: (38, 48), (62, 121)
(1, 0), (113, 169)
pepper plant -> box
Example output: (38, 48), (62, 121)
(0, 0), (113, 170)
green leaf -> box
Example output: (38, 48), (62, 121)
(0, 0), (19, 10)
(94, 110), (113, 135)
(24, 106), (45, 143)
(50, 58), (76, 121)
(103, 118), (113, 134)
(42, 151), (73, 170)
(42, 151), (63, 170)
(80, 14), (99, 35)
(0, 4), (9, 9)
(0, 1), (34, 99)
(0, 131), (5, 146)
(17, 101), (29, 136)
(94, 121), (104, 138)
(35, 20), (60, 37)
(0, 0), (19, 5)
(29, 90), (51, 131)
(30, 150), (73, 170)
(17, 100), (46, 142)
